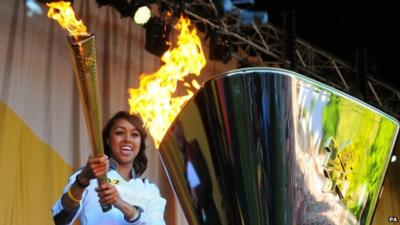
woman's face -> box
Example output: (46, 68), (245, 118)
(108, 118), (141, 166)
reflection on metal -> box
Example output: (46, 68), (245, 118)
(159, 68), (399, 225)
(322, 138), (352, 199)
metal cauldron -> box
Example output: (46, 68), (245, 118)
(159, 68), (399, 225)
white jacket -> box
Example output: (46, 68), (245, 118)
(52, 167), (166, 225)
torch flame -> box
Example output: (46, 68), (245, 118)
(128, 16), (206, 148)
(46, 1), (87, 36)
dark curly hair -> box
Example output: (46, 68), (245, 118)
(102, 111), (148, 176)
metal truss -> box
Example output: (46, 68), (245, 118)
(170, 0), (400, 119)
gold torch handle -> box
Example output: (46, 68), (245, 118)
(67, 34), (111, 212)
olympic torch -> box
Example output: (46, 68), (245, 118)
(46, 1), (111, 212)
(67, 34), (111, 212)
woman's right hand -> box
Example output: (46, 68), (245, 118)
(62, 155), (110, 209)
(80, 155), (110, 181)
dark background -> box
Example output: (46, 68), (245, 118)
(260, 1), (399, 89)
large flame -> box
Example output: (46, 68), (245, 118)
(46, 1), (87, 36)
(128, 16), (206, 148)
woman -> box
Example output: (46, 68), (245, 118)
(52, 111), (166, 225)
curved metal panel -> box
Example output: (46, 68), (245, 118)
(159, 68), (399, 225)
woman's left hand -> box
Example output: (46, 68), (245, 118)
(95, 183), (121, 206)
(96, 183), (139, 219)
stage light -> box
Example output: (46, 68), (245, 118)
(95, 0), (154, 22)
(26, 0), (76, 17)
(391, 154), (397, 163)
(144, 17), (170, 57)
(133, 5), (151, 24)
(238, 9), (268, 25)
(25, 0), (44, 16)
(132, 0), (156, 25)
(214, 0), (233, 16)
(231, 0), (254, 8)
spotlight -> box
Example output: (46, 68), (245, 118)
(94, 0), (158, 24)
(238, 9), (268, 25)
(214, 0), (233, 16)
(391, 154), (397, 163)
(27, 0), (75, 16)
(215, 0), (268, 16)
(231, 0), (254, 8)
(25, 0), (43, 16)
(144, 17), (170, 57)
(133, 5), (151, 24)
(132, 0), (156, 25)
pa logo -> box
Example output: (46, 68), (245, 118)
(389, 216), (398, 223)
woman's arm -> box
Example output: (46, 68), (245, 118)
(52, 172), (83, 225)
(52, 155), (109, 225)
(62, 155), (109, 209)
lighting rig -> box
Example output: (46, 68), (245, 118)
(24, 0), (400, 119)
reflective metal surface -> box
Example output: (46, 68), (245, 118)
(159, 68), (399, 225)
(67, 34), (104, 157)
(67, 34), (111, 212)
